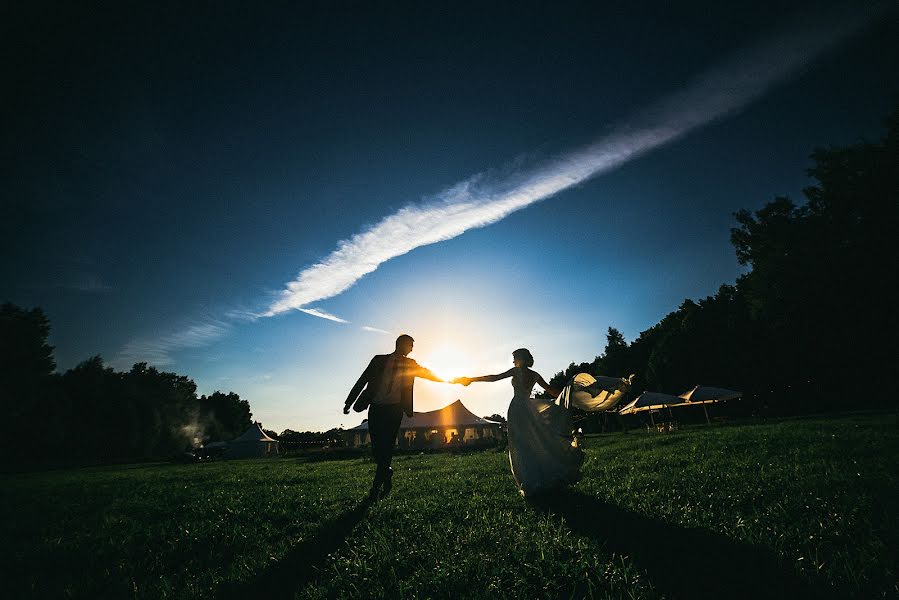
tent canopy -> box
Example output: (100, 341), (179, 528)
(679, 386), (742, 405)
(618, 391), (687, 415)
(232, 422), (278, 443)
(348, 399), (501, 431)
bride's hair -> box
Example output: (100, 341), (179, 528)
(513, 348), (534, 368)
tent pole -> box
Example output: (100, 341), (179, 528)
(703, 403), (710, 424)
(649, 410), (655, 428)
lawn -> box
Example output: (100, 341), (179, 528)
(1, 413), (896, 599)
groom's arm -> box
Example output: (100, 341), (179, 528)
(344, 357), (376, 412)
(410, 360), (444, 383)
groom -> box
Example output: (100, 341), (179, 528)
(344, 334), (444, 500)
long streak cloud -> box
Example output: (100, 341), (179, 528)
(260, 7), (882, 319)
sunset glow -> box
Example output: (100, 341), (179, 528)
(417, 344), (473, 383)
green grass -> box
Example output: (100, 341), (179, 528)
(1, 414), (896, 599)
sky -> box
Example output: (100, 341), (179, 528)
(3, 2), (897, 432)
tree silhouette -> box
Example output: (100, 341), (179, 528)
(548, 107), (899, 415)
(0, 304), (259, 467)
(199, 391), (252, 442)
(0, 303), (55, 421)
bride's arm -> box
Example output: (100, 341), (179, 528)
(534, 372), (561, 398)
(455, 369), (514, 385)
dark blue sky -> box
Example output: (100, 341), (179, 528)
(3, 2), (897, 430)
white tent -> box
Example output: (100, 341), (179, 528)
(679, 385), (742, 404)
(678, 385), (742, 423)
(618, 391), (687, 425)
(225, 423), (279, 459)
(346, 400), (503, 447)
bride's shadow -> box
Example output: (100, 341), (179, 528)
(528, 489), (831, 600)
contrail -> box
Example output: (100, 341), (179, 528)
(297, 307), (348, 323)
(114, 5), (889, 367)
(264, 6), (884, 320)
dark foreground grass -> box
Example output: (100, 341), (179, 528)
(1, 413), (896, 599)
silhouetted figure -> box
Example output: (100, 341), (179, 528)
(456, 349), (632, 496)
(344, 334), (445, 500)
(455, 348), (575, 496)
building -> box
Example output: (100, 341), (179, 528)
(346, 399), (503, 448)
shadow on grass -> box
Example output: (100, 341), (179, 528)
(285, 448), (369, 463)
(218, 497), (372, 598)
(529, 490), (832, 600)
(283, 444), (505, 464)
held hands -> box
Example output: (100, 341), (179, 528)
(451, 376), (472, 386)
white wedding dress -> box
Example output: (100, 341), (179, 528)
(507, 370), (631, 497)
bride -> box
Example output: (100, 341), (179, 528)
(454, 348), (631, 497)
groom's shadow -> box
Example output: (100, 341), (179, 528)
(529, 489), (832, 600)
(218, 497), (372, 598)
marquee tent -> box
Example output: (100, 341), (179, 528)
(225, 422), (279, 458)
(346, 399), (503, 447)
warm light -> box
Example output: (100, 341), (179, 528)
(418, 344), (472, 382)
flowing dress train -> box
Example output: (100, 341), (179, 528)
(507, 371), (631, 497)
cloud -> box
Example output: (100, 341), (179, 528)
(264, 6), (883, 319)
(297, 307), (349, 323)
(15, 274), (113, 294)
(114, 320), (231, 368)
(112, 6), (888, 366)
(362, 325), (391, 334)
(222, 307), (260, 322)
(71, 276), (112, 293)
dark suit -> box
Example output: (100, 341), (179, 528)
(345, 353), (439, 487)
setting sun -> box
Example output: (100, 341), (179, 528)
(417, 344), (473, 382)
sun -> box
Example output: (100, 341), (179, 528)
(417, 344), (472, 382)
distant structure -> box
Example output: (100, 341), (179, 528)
(224, 422), (279, 458)
(346, 400), (503, 448)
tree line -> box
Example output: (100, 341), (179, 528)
(547, 110), (898, 421)
(0, 304), (252, 467)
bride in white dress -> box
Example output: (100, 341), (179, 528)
(455, 348), (632, 497)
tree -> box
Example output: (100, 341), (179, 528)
(591, 327), (630, 377)
(198, 391), (252, 442)
(0, 304), (264, 466)
(730, 109), (898, 398)
(0, 303), (55, 420)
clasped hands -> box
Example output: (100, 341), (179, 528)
(450, 376), (472, 386)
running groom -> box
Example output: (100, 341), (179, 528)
(344, 334), (446, 500)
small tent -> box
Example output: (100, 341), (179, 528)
(225, 423), (279, 458)
(678, 386), (742, 404)
(678, 385), (742, 423)
(618, 391), (687, 425)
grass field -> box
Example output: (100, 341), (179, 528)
(2, 413), (896, 599)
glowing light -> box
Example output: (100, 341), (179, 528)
(418, 344), (472, 382)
